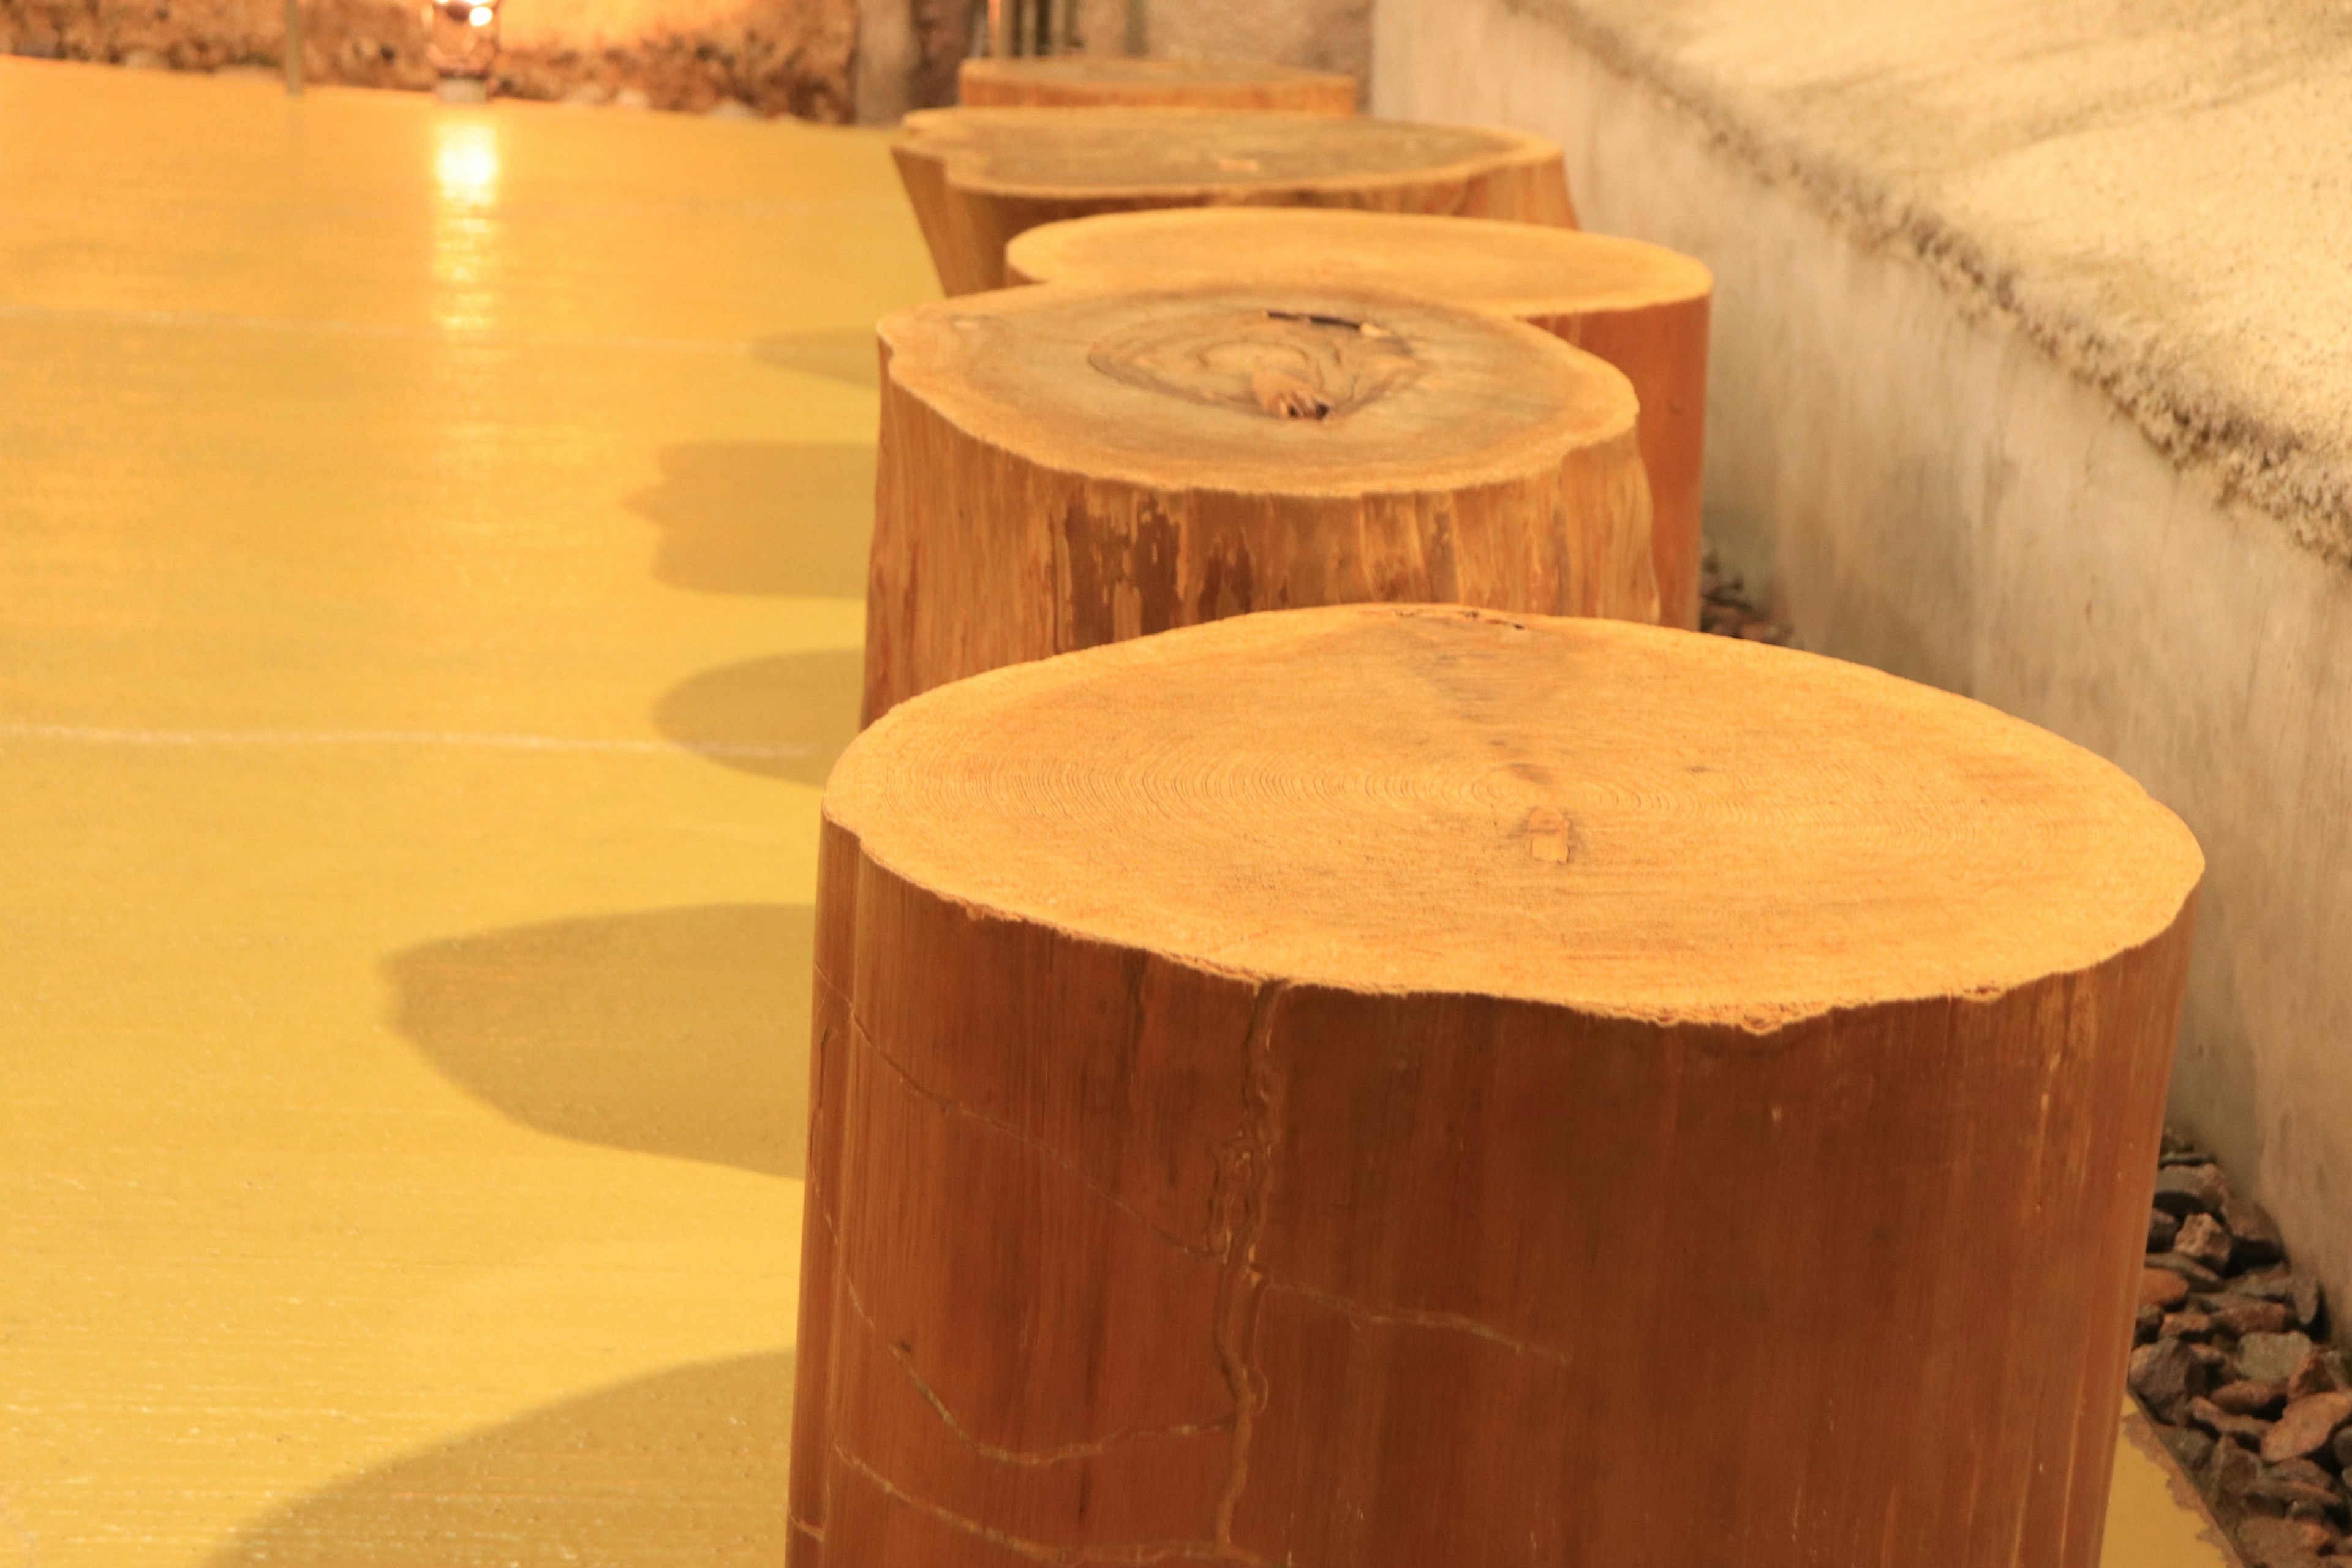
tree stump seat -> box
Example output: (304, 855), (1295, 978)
(789, 602), (2205, 1568)
(1006, 208), (1714, 628)
(957, 55), (1357, 114)
(862, 279), (1659, 724)
(893, 107), (1576, 294)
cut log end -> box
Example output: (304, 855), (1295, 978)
(862, 283), (1661, 719)
(838, 605), (2205, 1030)
(1006, 207), (1714, 627)
(893, 107), (1576, 293)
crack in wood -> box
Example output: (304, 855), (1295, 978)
(1206, 981), (1289, 1556)
(1258, 1274), (1579, 1368)
(850, 1009), (1218, 1259)
(837, 1265), (1234, 1468)
(832, 1444), (1280, 1564)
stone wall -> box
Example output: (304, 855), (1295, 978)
(0, 0), (856, 117)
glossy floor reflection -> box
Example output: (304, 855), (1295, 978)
(0, 56), (921, 1568)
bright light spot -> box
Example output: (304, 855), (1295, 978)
(434, 121), (500, 208)
(468, 6), (494, 24)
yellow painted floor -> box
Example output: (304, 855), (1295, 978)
(0, 55), (2233, 1568)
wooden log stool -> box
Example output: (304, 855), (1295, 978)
(862, 280), (1657, 723)
(893, 107), (1576, 295)
(788, 603), (2204, 1568)
(958, 55), (1358, 115)
(1007, 209), (1714, 629)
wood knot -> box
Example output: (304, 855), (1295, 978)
(1088, 304), (1420, 421)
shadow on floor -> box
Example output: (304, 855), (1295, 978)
(383, 905), (812, 1180)
(205, 1352), (793, 1567)
(751, 326), (881, 390)
(654, 647), (864, 786)
(630, 440), (873, 598)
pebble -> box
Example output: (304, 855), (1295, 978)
(2154, 1163), (2231, 1218)
(2242, 1332), (2320, 1386)
(121, 47), (166, 69)
(2237, 1515), (2328, 1568)
(2135, 1303), (2165, 1343)
(2132, 1337), (2210, 1423)
(2210, 1437), (2263, 1501)
(2149, 1207), (2182, 1251)
(2177, 1211), (2237, 1271)
(2225, 1193), (2289, 1267)
(2334, 1426), (2352, 1471)
(2213, 1380), (2291, 1418)
(2213, 1298), (2297, 1338)
(2261, 1392), (2352, 1464)
(2188, 1395), (2275, 1447)
(2288, 1349), (2348, 1400)
(2166, 1424), (2218, 1473)
(2143, 1268), (2192, 1311)
(2149, 1251), (2226, 1291)
(2163, 1311), (2217, 1342)
(614, 86), (652, 110)
(707, 97), (757, 118)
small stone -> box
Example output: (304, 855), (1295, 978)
(2217, 1381), (2294, 1418)
(2155, 1163), (2231, 1218)
(2150, 1252), (2227, 1291)
(2294, 1518), (2338, 1554)
(2166, 1423), (2218, 1473)
(2188, 1395), (2275, 1447)
(2144, 1268), (2193, 1311)
(2266, 1393), (2352, 1465)
(2332, 1425), (2352, 1471)
(2239, 1515), (2326, 1567)
(2246, 1476), (2343, 1516)
(2218, 1300), (2301, 1339)
(2190, 1342), (2236, 1378)
(614, 86), (651, 110)
(2149, 1207), (2182, 1252)
(2291, 1350), (2351, 1401)
(121, 47), (166, 69)
(2165, 1311), (2218, 1341)
(2136, 1304), (2165, 1343)
(2272, 1457), (2338, 1490)
(707, 96), (756, 118)
(2245, 1333), (2323, 1385)
(2225, 1193), (2290, 1267)
(2178, 1212), (2237, 1272)
(2212, 1437), (2265, 1500)
(2132, 1337), (2211, 1423)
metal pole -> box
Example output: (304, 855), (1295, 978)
(283, 0), (303, 93)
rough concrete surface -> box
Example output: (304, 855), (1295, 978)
(1378, 0), (2352, 1362)
(1461, 0), (2352, 567)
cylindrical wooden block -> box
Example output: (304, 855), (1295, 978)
(957, 55), (1358, 114)
(1006, 209), (1714, 630)
(862, 280), (1658, 723)
(892, 107), (1577, 295)
(788, 603), (2204, 1568)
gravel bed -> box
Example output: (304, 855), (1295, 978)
(2130, 1128), (2346, 1567)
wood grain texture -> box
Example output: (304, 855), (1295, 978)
(860, 281), (1658, 724)
(790, 603), (2206, 1568)
(957, 56), (1358, 114)
(892, 107), (1577, 295)
(1007, 208), (1713, 628)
